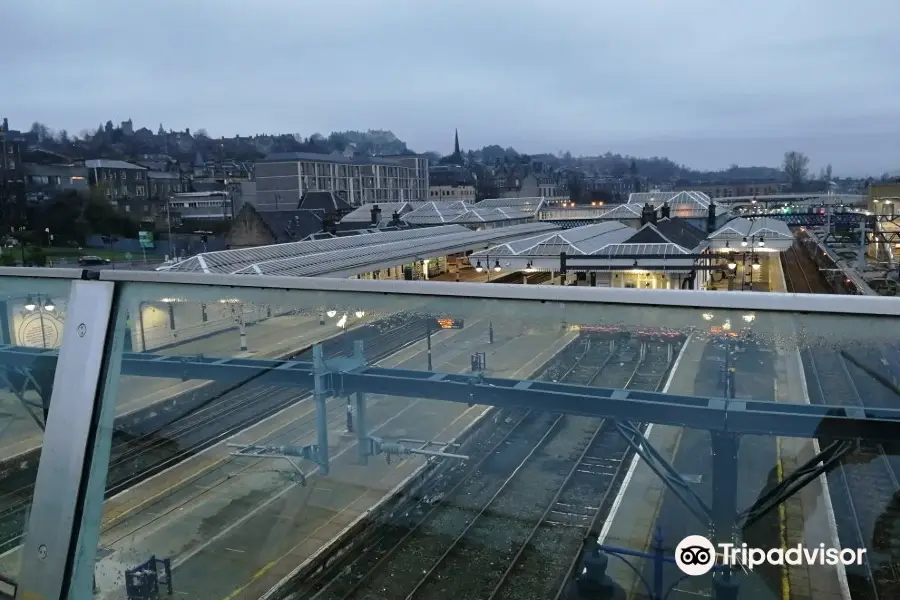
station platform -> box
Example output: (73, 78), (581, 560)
(600, 306), (845, 598)
(0, 313), (372, 462)
(83, 319), (577, 599)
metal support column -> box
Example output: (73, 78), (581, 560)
(319, 307), (325, 326)
(426, 321), (433, 371)
(312, 344), (330, 475)
(710, 431), (740, 599)
(488, 321), (494, 344)
(667, 342), (673, 363)
(345, 397), (353, 433)
(0, 300), (10, 345)
(18, 279), (119, 600)
(239, 312), (247, 352)
(640, 341), (646, 362)
(353, 340), (369, 465)
(858, 219), (867, 271)
(609, 338), (615, 354)
(559, 251), (567, 286)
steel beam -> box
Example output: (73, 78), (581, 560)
(2, 345), (900, 442)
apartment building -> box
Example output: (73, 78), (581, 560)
(85, 159), (148, 204)
(254, 152), (428, 209)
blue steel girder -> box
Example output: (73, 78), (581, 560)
(2, 344), (900, 443)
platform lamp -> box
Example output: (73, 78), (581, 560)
(24, 295), (55, 348)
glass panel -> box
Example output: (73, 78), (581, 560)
(87, 281), (900, 600)
(0, 277), (73, 584)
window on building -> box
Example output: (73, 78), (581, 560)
(136, 185), (145, 196)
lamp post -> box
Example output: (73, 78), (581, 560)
(474, 255), (501, 282)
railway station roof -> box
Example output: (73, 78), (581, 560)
(158, 222), (559, 277)
(708, 217), (793, 252)
(595, 204), (644, 220)
(340, 202), (416, 224)
(474, 197), (546, 214)
(401, 200), (537, 226)
(627, 191), (731, 219)
(470, 219), (708, 271)
(450, 207), (533, 223)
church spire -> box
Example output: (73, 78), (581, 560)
(454, 129), (461, 156)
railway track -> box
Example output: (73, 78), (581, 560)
(298, 333), (681, 600)
(804, 348), (900, 600)
(782, 231), (900, 598)
(781, 239), (829, 294)
(0, 315), (434, 554)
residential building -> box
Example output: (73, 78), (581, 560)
(0, 119), (26, 226)
(254, 152), (425, 209)
(227, 191), (355, 247)
(381, 154), (430, 200)
(25, 164), (89, 203)
(584, 176), (638, 201)
(227, 204), (323, 248)
(428, 165), (476, 201)
(500, 172), (561, 199)
(84, 159), (148, 206)
(147, 171), (186, 201)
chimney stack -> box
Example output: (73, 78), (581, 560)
(370, 204), (381, 225)
(649, 204), (658, 225)
(391, 210), (401, 226)
(661, 202), (671, 219)
(707, 202), (717, 233)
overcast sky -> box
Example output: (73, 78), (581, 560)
(4, 0), (899, 175)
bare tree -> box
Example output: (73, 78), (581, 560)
(782, 151), (809, 191)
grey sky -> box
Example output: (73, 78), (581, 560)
(5, 0), (899, 175)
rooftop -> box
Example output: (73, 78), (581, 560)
(259, 152), (413, 167)
(474, 196), (546, 214)
(84, 159), (146, 170)
(159, 222), (558, 275)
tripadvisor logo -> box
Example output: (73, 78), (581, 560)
(675, 535), (866, 576)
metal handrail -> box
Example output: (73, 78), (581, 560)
(1, 266), (899, 317)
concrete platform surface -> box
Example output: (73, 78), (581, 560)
(600, 330), (846, 600)
(76, 318), (575, 599)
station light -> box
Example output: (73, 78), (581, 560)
(702, 312), (714, 321)
(44, 300), (55, 312)
(24, 297), (36, 311)
(336, 314), (348, 329)
(355, 311), (365, 318)
(726, 259), (737, 270)
(723, 319), (732, 331)
(493, 260), (501, 272)
(751, 257), (761, 270)
(741, 237), (749, 247)
(475, 260), (483, 273)
(743, 314), (755, 323)
(758, 237), (765, 247)
(326, 310), (337, 318)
